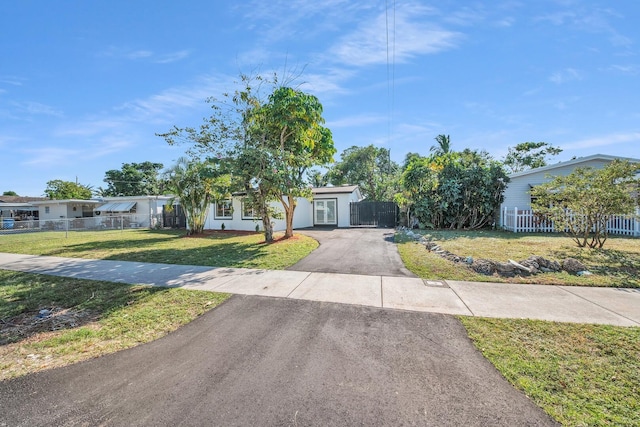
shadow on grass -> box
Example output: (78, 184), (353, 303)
(552, 247), (640, 288)
(417, 229), (569, 242)
(39, 230), (266, 267)
(0, 270), (170, 346)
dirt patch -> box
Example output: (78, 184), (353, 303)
(183, 230), (260, 238)
(257, 234), (301, 245)
(0, 307), (99, 345)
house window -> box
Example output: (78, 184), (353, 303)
(242, 199), (259, 219)
(45, 206), (50, 214)
(215, 200), (233, 219)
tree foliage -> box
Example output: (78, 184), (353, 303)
(398, 150), (509, 229)
(430, 134), (451, 156)
(99, 162), (165, 196)
(503, 142), (562, 173)
(158, 75), (335, 242)
(327, 145), (399, 200)
(530, 160), (640, 248)
(43, 180), (92, 200)
(163, 158), (232, 235)
(2, 191), (18, 196)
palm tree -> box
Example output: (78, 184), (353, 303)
(430, 134), (451, 156)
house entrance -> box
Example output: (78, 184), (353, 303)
(314, 199), (337, 226)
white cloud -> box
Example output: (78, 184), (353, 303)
(549, 68), (582, 84)
(127, 50), (153, 59)
(156, 50), (191, 64)
(21, 147), (80, 166)
(326, 113), (386, 128)
(605, 64), (639, 75)
(563, 132), (640, 150)
(329, 4), (461, 67)
(99, 47), (190, 64)
(0, 76), (25, 86)
(21, 101), (64, 117)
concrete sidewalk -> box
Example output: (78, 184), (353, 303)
(1, 252), (638, 326)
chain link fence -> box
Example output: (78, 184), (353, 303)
(0, 214), (164, 236)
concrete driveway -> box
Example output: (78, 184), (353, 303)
(0, 296), (557, 426)
(288, 227), (417, 277)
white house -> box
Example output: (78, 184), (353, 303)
(32, 199), (103, 221)
(94, 195), (174, 228)
(32, 195), (174, 229)
(500, 154), (640, 232)
(203, 185), (363, 231)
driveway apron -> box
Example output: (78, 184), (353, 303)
(288, 227), (417, 277)
(0, 296), (557, 426)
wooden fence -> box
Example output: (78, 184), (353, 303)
(502, 207), (640, 236)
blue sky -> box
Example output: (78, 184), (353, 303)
(1, 1), (638, 196)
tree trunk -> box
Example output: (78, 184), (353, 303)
(281, 194), (296, 238)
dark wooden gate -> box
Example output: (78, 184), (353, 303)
(349, 201), (398, 228)
(163, 204), (186, 229)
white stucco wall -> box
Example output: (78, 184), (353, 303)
(202, 188), (362, 231)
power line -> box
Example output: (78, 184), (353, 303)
(385, 0), (396, 150)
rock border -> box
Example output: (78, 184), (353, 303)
(398, 228), (590, 278)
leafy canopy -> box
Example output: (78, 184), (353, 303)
(99, 162), (165, 196)
(530, 160), (640, 248)
(327, 145), (399, 201)
(503, 142), (562, 173)
(158, 74), (335, 241)
(163, 158), (232, 235)
(399, 149), (509, 230)
(44, 180), (93, 200)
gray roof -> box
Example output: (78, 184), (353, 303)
(312, 185), (359, 195)
(508, 154), (640, 179)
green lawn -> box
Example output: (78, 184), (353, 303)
(396, 229), (640, 287)
(0, 229), (319, 270)
(0, 270), (229, 381)
(460, 317), (640, 426)
(0, 229), (316, 380)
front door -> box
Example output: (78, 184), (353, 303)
(314, 199), (337, 225)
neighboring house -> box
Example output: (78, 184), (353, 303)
(94, 195), (174, 228)
(0, 196), (45, 220)
(32, 196), (174, 229)
(204, 185), (363, 231)
(32, 199), (102, 221)
(500, 153), (640, 232)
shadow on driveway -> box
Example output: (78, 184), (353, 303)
(0, 296), (557, 426)
(288, 227), (417, 277)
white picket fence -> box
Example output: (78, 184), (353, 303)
(502, 207), (640, 236)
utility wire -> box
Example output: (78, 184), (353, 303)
(385, 0), (396, 170)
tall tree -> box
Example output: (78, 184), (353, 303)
(163, 158), (232, 235)
(399, 150), (509, 229)
(159, 75), (336, 242)
(503, 142), (562, 173)
(100, 162), (165, 196)
(43, 180), (92, 200)
(530, 160), (639, 248)
(307, 169), (329, 187)
(430, 134), (451, 156)
(327, 145), (399, 200)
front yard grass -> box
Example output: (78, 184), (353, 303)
(0, 229), (318, 270)
(460, 317), (640, 426)
(0, 270), (229, 381)
(396, 230), (639, 287)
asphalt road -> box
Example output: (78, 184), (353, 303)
(288, 227), (417, 277)
(0, 296), (556, 426)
